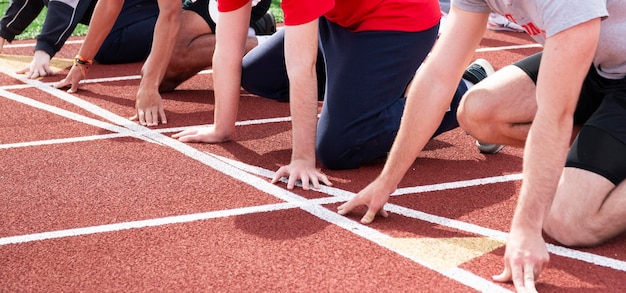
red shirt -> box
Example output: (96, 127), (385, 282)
(219, 0), (441, 32)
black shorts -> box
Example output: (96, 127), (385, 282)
(513, 52), (626, 185)
(182, 0), (271, 33)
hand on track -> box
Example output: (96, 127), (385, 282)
(272, 159), (332, 190)
(493, 227), (549, 293)
(172, 126), (230, 143)
(18, 50), (53, 79)
(337, 179), (392, 224)
(130, 86), (166, 126)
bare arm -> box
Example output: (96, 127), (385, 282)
(493, 18), (601, 293)
(338, 7), (488, 222)
(271, 20), (332, 190)
(133, 0), (181, 126)
(211, 3), (251, 139)
(55, 0), (124, 92)
(172, 2), (251, 142)
(380, 8), (487, 190)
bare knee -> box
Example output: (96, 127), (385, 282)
(544, 213), (605, 247)
(457, 86), (497, 142)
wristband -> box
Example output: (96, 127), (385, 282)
(74, 55), (92, 66)
(73, 55), (92, 77)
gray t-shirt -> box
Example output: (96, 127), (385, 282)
(453, 0), (626, 79)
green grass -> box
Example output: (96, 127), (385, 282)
(270, 0), (283, 23)
(0, 1), (281, 41)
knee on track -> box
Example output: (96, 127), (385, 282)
(544, 213), (606, 247)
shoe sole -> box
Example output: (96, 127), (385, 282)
(476, 141), (505, 154)
(487, 26), (525, 33)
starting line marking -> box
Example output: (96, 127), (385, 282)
(0, 39), (621, 291)
(0, 64), (513, 292)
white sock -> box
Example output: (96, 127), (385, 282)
(462, 78), (475, 90)
(248, 27), (256, 37)
(255, 35), (271, 46)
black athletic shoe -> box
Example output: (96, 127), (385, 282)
(251, 12), (277, 36)
(462, 58), (494, 84)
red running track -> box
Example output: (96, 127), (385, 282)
(0, 31), (625, 292)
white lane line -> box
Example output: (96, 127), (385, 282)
(0, 133), (128, 149)
(0, 72), (512, 292)
(0, 75), (142, 90)
(0, 115), (292, 149)
(393, 173), (524, 195)
(476, 43), (542, 52)
(2, 40), (84, 49)
(209, 153), (626, 273)
(0, 88), (154, 144)
(0, 197), (345, 246)
(0, 69), (211, 91)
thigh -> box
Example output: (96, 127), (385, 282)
(179, 9), (214, 37)
(567, 97), (626, 185)
(315, 19), (438, 168)
(96, 16), (157, 64)
(170, 9), (214, 57)
(183, 0), (216, 32)
(318, 18), (438, 133)
(551, 167), (615, 229)
(241, 29), (290, 101)
(241, 29), (326, 101)
(555, 167), (615, 212)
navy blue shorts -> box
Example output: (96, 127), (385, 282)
(242, 18), (467, 169)
(94, 1), (159, 64)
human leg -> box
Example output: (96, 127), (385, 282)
(160, 0), (275, 92)
(457, 52), (541, 147)
(460, 59), (505, 154)
(315, 18), (440, 169)
(545, 129), (626, 246)
(544, 70), (626, 246)
(94, 3), (159, 64)
(159, 8), (216, 92)
(241, 29), (326, 101)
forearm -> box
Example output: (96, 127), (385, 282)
(212, 54), (242, 138)
(379, 70), (458, 187)
(514, 113), (571, 231)
(285, 23), (319, 163)
(378, 8), (488, 189)
(288, 71), (318, 163)
(77, 0), (124, 60)
(140, 0), (181, 87)
(211, 4), (251, 137)
(511, 18), (600, 232)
